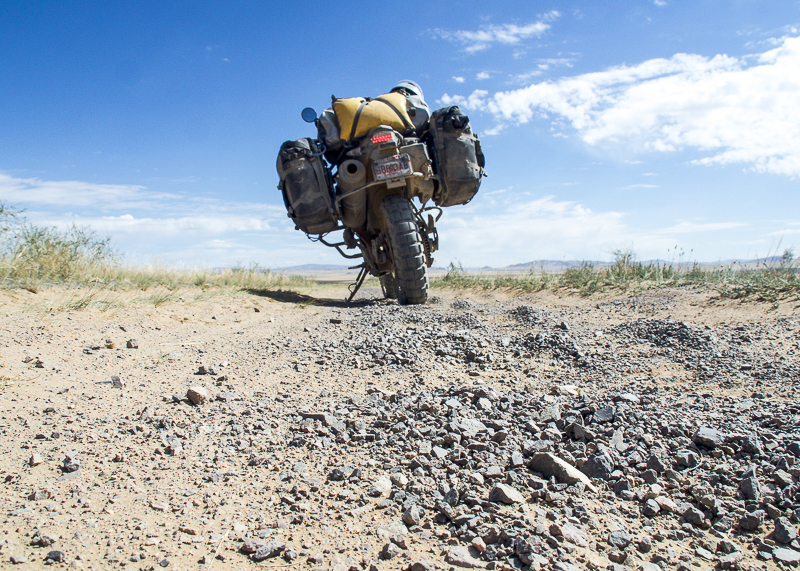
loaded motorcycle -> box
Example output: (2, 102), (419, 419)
(276, 93), (485, 304)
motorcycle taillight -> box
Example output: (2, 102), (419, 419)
(370, 132), (393, 144)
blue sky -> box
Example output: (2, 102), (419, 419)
(2, 1), (799, 268)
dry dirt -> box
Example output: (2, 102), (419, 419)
(0, 284), (797, 571)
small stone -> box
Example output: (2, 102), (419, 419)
(718, 551), (743, 569)
(642, 499), (660, 518)
(593, 406), (614, 423)
(45, 551), (66, 563)
(739, 510), (766, 531)
(251, 541), (285, 561)
(445, 546), (487, 569)
(637, 536), (653, 553)
(376, 522), (408, 540)
(774, 517), (799, 544)
(62, 454), (80, 473)
(380, 542), (400, 560)
(741, 473), (761, 502)
(608, 530), (632, 549)
(683, 506), (705, 526)
(410, 559), (436, 571)
(581, 451), (614, 480)
(126, 339), (138, 349)
(560, 522), (588, 547)
(10, 555), (28, 564)
(110, 375), (125, 388)
(773, 548), (800, 565)
(529, 452), (597, 492)
(675, 450), (700, 468)
(402, 506), (421, 527)
(488, 483), (525, 504)
(29, 453), (44, 466)
(187, 386), (208, 405)
(647, 454), (667, 473)
(693, 426), (725, 449)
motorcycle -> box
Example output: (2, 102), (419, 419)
(276, 101), (485, 305)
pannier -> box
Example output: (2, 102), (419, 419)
(276, 138), (338, 235)
(427, 106), (485, 207)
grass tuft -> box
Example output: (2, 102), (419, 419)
(434, 248), (799, 306)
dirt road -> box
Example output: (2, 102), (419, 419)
(1, 284), (798, 570)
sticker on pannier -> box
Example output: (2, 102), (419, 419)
(276, 138), (338, 235)
(427, 106), (486, 207)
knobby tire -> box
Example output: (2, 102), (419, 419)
(381, 195), (429, 305)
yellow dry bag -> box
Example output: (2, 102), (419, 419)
(333, 92), (415, 143)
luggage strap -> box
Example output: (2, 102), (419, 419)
(348, 100), (368, 142)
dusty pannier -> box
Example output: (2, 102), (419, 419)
(276, 138), (338, 235)
(427, 106), (485, 207)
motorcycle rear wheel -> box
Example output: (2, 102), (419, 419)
(381, 195), (428, 305)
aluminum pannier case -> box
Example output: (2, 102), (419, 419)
(428, 106), (485, 207)
(276, 138), (338, 235)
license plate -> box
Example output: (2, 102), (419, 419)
(373, 154), (412, 181)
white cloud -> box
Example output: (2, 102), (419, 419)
(432, 13), (559, 53)
(0, 172), (180, 210)
(654, 0), (667, 7)
(448, 35), (800, 176)
(658, 221), (747, 234)
(453, 76), (465, 83)
(621, 184), (658, 189)
(476, 71), (491, 80)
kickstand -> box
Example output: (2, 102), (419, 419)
(347, 266), (368, 302)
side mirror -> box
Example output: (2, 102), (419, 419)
(301, 107), (318, 123)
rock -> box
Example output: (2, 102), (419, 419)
(642, 499), (660, 518)
(251, 541), (285, 561)
(29, 453), (44, 466)
(445, 546), (487, 569)
(675, 450), (700, 468)
(739, 510), (766, 531)
(529, 452), (597, 492)
(693, 426), (724, 449)
(581, 451), (614, 480)
(608, 530), (632, 549)
(187, 386), (208, 405)
(560, 523), (588, 547)
(718, 551), (743, 569)
(647, 454), (667, 473)
(654, 495), (678, 513)
(402, 506), (421, 527)
(10, 555), (28, 564)
(593, 406), (614, 423)
(380, 542), (400, 560)
(683, 506), (705, 526)
(376, 522), (408, 540)
(741, 472), (761, 502)
(370, 476), (392, 496)
(410, 560), (436, 571)
(774, 517), (799, 544)
(62, 454), (80, 473)
(126, 339), (138, 349)
(637, 537), (653, 553)
(773, 548), (800, 565)
(488, 483), (525, 504)
(45, 551), (66, 563)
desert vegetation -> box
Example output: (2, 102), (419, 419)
(2, 201), (797, 307)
